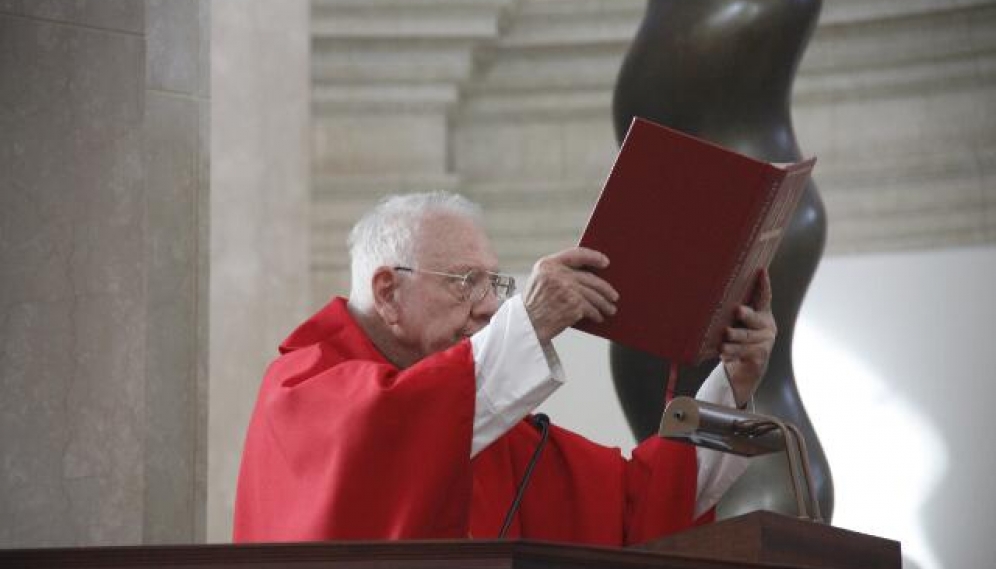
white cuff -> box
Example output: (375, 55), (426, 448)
(693, 364), (751, 518)
(469, 295), (564, 457)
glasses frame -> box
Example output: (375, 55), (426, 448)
(393, 266), (516, 304)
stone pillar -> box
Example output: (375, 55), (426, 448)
(143, 0), (211, 544)
(0, 0), (210, 546)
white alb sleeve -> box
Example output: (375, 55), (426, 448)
(693, 364), (752, 518)
(469, 295), (565, 457)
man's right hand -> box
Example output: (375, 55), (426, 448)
(523, 247), (619, 343)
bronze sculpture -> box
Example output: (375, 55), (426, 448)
(610, 0), (833, 519)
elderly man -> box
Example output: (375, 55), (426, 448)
(234, 191), (775, 544)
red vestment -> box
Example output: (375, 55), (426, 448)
(233, 297), (709, 545)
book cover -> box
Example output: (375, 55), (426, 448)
(573, 117), (815, 364)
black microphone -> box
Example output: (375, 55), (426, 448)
(498, 413), (550, 538)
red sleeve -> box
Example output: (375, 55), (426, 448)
(233, 341), (476, 542)
(624, 436), (701, 545)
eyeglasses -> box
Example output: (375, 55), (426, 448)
(394, 266), (516, 304)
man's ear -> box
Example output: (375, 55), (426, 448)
(371, 266), (401, 325)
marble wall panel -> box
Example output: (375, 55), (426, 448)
(313, 114), (448, 177)
(1, 0), (213, 546)
(0, 0), (143, 33)
(0, 301), (75, 546)
(142, 0), (210, 544)
(142, 91), (203, 544)
(451, 118), (617, 185)
(194, 95), (210, 544)
(312, 44), (474, 84)
(821, 0), (988, 23)
(65, 294), (145, 545)
(454, 122), (568, 182)
(0, 9), (145, 547)
(559, 119), (619, 181)
(146, 0), (204, 95)
(0, 13), (74, 542)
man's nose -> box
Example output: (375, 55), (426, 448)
(470, 288), (501, 321)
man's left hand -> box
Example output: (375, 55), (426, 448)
(721, 269), (777, 408)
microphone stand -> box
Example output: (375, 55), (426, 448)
(499, 413), (551, 538)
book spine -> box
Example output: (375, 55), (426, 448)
(693, 169), (782, 361)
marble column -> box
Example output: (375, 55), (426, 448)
(0, 0), (210, 546)
(0, 0), (312, 546)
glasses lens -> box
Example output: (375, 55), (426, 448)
(496, 275), (515, 300)
(465, 271), (516, 304)
(463, 270), (488, 303)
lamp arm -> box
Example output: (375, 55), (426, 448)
(787, 422), (823, 522)
(659, 397), (824, 522)
(767, 417), (810, 520)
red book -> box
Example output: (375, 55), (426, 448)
(574, 117), (816, 364)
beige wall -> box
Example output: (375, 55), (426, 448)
(0, 0), (209, 545)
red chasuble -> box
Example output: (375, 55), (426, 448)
(233, 297), (709, 545)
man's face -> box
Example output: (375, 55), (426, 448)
(391, 212), (502, 362)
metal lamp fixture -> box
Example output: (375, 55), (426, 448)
(660, 396), (824, 522)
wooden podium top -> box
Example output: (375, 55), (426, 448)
(0, 537), (827, 569)
(0, 512), (900, 569)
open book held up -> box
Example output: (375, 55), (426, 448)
(573, 117), (816, 364)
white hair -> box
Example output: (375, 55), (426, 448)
(347, 191), (484, 308)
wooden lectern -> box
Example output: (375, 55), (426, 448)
(641, 511), (900, 569)
(0, 512), (900, 569)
